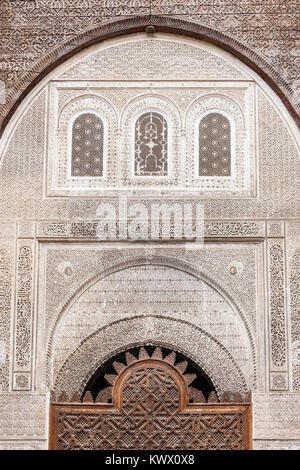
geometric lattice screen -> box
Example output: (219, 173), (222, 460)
(134, 112), (168, 176)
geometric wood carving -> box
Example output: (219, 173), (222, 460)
(50, 356), (251, 450)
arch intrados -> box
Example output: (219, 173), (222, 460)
(0, 14), (299, 140)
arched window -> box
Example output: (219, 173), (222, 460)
(199, 112), (231, 177)
(134, 111), (168, 176)
(71, 112), (104, 177)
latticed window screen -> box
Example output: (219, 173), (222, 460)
(134, 112), (168, 176)
(71, 113), (104, 177)
(199, 112), (231, 177)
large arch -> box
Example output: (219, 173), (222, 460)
(0, 14), (299, 140)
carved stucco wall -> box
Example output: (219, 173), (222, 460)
(0, 30), (299, 450)
(253, 393), (300, 447)
(286, 223), (300, 392)
(0, 239), (13, 392)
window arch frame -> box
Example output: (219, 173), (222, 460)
(67, 108), (108, 180)
(131, 108), (172, 179)
(195, 108), (236, 181)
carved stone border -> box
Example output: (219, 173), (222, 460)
(1, 15), (299, 139)
(48, 94), (118, 195)
(185, 94), (248, 192)
(53, 316), (248, 399)
(0, 392), (48, 440)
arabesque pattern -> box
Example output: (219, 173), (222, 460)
(0, 5), (299, 132)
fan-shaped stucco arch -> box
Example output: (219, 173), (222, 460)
(53, 315), (248, 399)
(0, 14), (299, 140)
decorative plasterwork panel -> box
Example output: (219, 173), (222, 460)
(53, 316), (248, 399)
(14, 244), (33, 369)
(0, 87), (299, 221)
(0, 245), (12, 391)
(120, 95), (181, 187)
(253, 440), (300, 451)
(0, 91), (47, 220)
(203, 220), (264, 238)
(37, 219), (265, 239)
(17, 221), (36, 239)
(42, 246), (258, 334)
(47, 94), (117, 195)
(267, 239), (288, 378)
(13, 241), (34, 386)
(38, 244), (260, 393)
(53, 264), (252, 386)
(0, 441), (47, 450)
(59, 37), (248, 81)
(0, 222), (15, 239)
(13, 373), (31, 392)
(48, 83), (253, 195)
(0, 393), (48, 440)
(270, 372), (289, 392)
(290, 249), (300, 391)
(267, 221), (285, 238)
(254, 90), (300, 220)
(286, 223), (300, 392)
(287, 222), (300, 239)
(253, 393), (300, 440)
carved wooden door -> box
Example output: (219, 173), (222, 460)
(50, 350), (251, 450)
